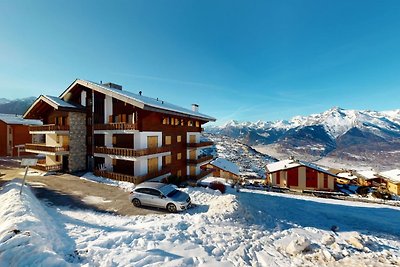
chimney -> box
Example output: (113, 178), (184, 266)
(192, 104), (199, 112)
(103, 82), (122, 90)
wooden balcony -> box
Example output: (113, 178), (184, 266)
(25, 144), (69, 153)
(94, 122), (137, 131)
(187, 141), (214, 148)
(31, 164), (62, 172)
(188, 168), (214, 180)
(29, 124), (70, 132)
(94, 146), (170, 157)
(94, 166), (171, 184)
(187, 155), (213, 165)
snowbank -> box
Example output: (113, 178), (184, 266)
(0, 180), (74, 265)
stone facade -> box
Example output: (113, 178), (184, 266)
(68, 112), (87, 172)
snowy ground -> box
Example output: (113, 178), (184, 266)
(1, 179), (400, 266)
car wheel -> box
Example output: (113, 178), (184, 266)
(132, 198), (141, 207)
(167, 203), (177, 213)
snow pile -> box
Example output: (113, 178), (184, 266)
(0, 181), (74, 266)
(80, 172), (136, 191)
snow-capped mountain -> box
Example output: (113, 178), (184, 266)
(206, 107), (400, 169)
(0, 97), (36, 115)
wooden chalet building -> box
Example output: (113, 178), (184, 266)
(203, 157), (240, 181)
(23, 79), (216, 183)
(266, 159), (336, 191)
(379, 169), (400, 195)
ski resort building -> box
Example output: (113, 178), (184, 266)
(0, 114), (42, 157)
(23, 79), (215, 183)
(379, 169), (400, 195)
(203, 157), (240, 181)
(266, 159), (336, 191)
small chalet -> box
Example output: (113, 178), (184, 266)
(379, 169), (400, 195)
(266, 159), (336, 191)
(355, 170), (384, 187)
(203, 158), (240, 181)
(336, 171), (358, 185)
(0, 113), (42, 157)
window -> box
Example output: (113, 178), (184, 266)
(56, 155), (60, 162)
(162, 117), (168, 125)
(165, 136), (171, 145)
(177, 153), (182, 160)
(195, 121), (200, 127)
(177, 170), (182, 177)
(180, 119), (184, 126)
(112, 158), (117, 165)
(165, 155), (171, 165)
(188, 120), (193, 127)
(175, 118), (179, 125)
(177, 135), (182, 143)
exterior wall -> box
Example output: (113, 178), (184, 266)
(271, 166), (335, 190)
(68, 112), (87, 172)
(12, 125), (33, 156)
(0, 120), (8, 156)
(387, 181), (400, 195)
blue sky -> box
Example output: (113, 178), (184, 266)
(1, 1), (399, 125)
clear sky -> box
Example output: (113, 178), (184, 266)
(1, 0), (399, 125)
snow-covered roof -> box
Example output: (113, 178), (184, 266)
(43, 95), (80, 109)
(0, 113), (42, 125)
(356, 170), (379, 180)
(209, 158), (239, 175)
(379, 169), (400, 183)
(266, 159), (336, 176)
(61, 79), (216, 122)
(337, 172), (358, 180)
(23, 95), (83, 119)
(266, 159), (301, 173)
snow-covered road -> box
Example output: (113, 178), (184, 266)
(1, 180), (399, 266)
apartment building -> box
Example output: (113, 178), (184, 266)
(23, 79), (216, 183)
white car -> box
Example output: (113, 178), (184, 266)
(129, 182), (191, 212)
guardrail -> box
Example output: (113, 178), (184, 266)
(94, 167), (171, 184)
(187, 155), (213, 165)
(187, 141), (214, 148)
(29, 124), (70, 132)
(94, 123), (137, 131)
(25, 144), (69, 153)
(94, 146), (170, 157)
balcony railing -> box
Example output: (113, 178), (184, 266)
(94, 167), (171, 184)
(25, 144), (69, 153)
(29, 124), (70, 132)
(187, 155), (213, 165)
(187, 141), (214, 148)
(94, 122), (137, 131)
(188, 168), (214, 180)
(94, 146), (170, 157)
(31, 164), (62, 172)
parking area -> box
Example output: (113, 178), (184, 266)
(0, 163), (163, 216)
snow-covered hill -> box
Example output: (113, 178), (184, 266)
(2, 179), (400, 266)
(206, 107), (400, 169)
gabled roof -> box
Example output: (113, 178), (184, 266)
(209, 158), (239, 175)
(356, 170), (379, 180)
(0, 113), (42, 125)
(23, 95), (84, 119)
(266, 159), (336, 176)
(60, 79), (216, 122)
(336, 172), (358, 180)
(379, 169), (400, 183)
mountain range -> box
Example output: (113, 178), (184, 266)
(0, 97), (36, 115)
(206, 107), (400, 170)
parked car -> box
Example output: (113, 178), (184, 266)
(129, 182), (191, 212)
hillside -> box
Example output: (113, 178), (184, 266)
(206, 107), (400, 170)
(0, 97), (36, 115)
